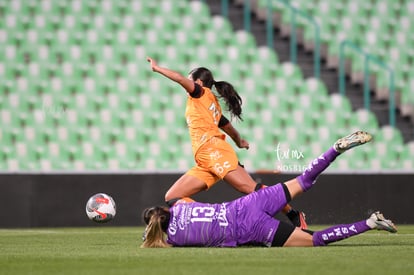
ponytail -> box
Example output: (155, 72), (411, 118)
(189, 67), (243, 121)
(141, 207), (171, 248)
(214, 81), (243, 121)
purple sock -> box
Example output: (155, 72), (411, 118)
(296, 147), (340, 192)
(312, 220), (371, 246)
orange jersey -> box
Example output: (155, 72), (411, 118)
(185, 87), (225, 154)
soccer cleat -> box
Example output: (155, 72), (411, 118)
(287, 210), (308, 230)
(367, 211), (397, 233)
(334, 131), (372, 153)
(298, 211), (308, 230)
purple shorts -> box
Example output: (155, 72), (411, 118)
(231, 183), (289, 246)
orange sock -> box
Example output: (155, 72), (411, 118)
(254, 183), (268, 191)
(282, 204), (292, 214)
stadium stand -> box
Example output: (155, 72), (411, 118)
(254, 0), (414, 119)
(0, 0), (412, 172)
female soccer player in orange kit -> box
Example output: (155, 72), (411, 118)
(147, 57), (306, 228)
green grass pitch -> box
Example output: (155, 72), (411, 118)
(1, 226), (413, 275)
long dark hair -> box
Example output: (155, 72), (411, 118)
(189, 67), (243, 120)
(141, 206), (171, 248)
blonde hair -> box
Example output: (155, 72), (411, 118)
(141, 207), (171, 248)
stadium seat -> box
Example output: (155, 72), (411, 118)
(348, 109), (379, 134)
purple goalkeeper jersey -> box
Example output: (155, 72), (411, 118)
(166, 184), (288, 247)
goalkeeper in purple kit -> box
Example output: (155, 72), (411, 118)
(141, 131), (397, 248)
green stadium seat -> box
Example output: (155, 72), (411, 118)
(235, 29), (256, 50)
(319, 94), (352, 135)
(370, 126), (404, 167)
(348, 109), (379, 134)
(376, 125), (404, 145)
(400, 85), (414, 117)
(211, 15), (233, 42)
(315, 126), (335, 145)
(299, 77), (328, 96)
(256, 46), (279, 64)
(406, 141), (414, 158)
(275, 62), (303, 82)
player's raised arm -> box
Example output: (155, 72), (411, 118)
(147, 57), (195, 94)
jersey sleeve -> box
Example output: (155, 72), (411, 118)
(218, 115), (230, 127)
(189, 83), (203, 98)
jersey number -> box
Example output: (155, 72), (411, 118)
(190, 206), (215, 223)
(209, 103), (220, 125)
(214, 161), (231, 175)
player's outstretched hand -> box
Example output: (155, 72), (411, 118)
(147, 57), (158, 71)
(238, 138), (249, 150)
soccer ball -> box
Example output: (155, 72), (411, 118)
(85, 193), (116, 223)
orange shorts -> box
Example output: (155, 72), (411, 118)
(186, 137), (239, 189)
